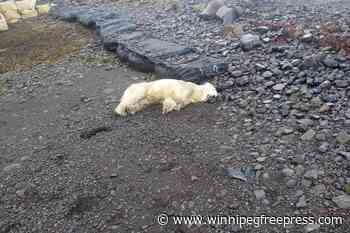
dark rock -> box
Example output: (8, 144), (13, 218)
(322, 56), (339, 68)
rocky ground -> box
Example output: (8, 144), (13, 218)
(1, 0), (350, 232)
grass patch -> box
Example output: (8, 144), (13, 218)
(0, 16), (91, 74)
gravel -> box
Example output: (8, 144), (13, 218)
(1, 0), (350, 232)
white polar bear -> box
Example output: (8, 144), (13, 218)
(114, 79), (218, 116)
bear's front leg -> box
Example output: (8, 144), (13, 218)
(162, 98), (177, 114)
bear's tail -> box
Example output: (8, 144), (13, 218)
(114, 103), (127, 116)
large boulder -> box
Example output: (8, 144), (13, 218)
(200, 0), (225, 19)
(16, 0), (37, 18)
(36, 3), (50, 15)
(0, 12), (8, 31)
(0, 0), (21, 23)
(216, 5), (240, 25)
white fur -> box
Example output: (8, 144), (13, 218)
(115, 79), (218, 116)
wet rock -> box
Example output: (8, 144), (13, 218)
(240, 34), (261, 51)
(332, 195), (350, 209)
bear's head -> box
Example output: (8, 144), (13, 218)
(201, 82), (218, 101)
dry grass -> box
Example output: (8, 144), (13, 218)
(0, 16), (92, 74)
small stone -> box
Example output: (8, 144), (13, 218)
(103, 88), (115, 95)
(336, 132), (350, 145)
(254, 189), (266, 200)
(262, 71), (273, 79)
(318, 142), (329, 153)
(301, 129), (316, 141)
(231, 70), (243, 77)
(304, 169), (319, 179)
(225, 167), (247, 181)
(305, 223), (320, 232)
(255, 26), (269, 34)
(240, 34), (261, 51)
(334, 80), (349, 88)
(254, 164), (264, 170)
(338, 151), (350, 160)
(296, 195), (307, 208)
(313, 184), (326, 196)
(191, 175), (199, 181)
(272, 83), (285, 92)
(3, 163), (21, 172)
(286, 179), (297, 188)
(332, 195), (350, 209)
(322, 56), (339, 68)
(319, 104), (331, 112)
(301, 33), (313, 43)
(302, 179), (312, 187)
(236, 76), (249, 86)
(282, 168), (295, 177)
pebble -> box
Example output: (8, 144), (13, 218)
(254, 189), (266, 200)
(262, 71), (273, 79)
(240, 33), (261, 51)
(305, 223), (320, 232)
(282, 168), (295, 177)
(332, 194), (350, 209)
(318, 142), (329, 153)
(301, 129), (316, 141)
(296, 195), (307, 208)
(272, 83), (285, 92)
(304, 169), (320, 179)
(336, 132), (350, 144)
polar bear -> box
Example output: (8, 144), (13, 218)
(114, 79), (218, 116)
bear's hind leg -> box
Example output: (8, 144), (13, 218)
(162, 98), (177, 114)
(129, 98), (152, 114)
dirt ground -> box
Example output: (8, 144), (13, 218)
(0, 9), (349, 233)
